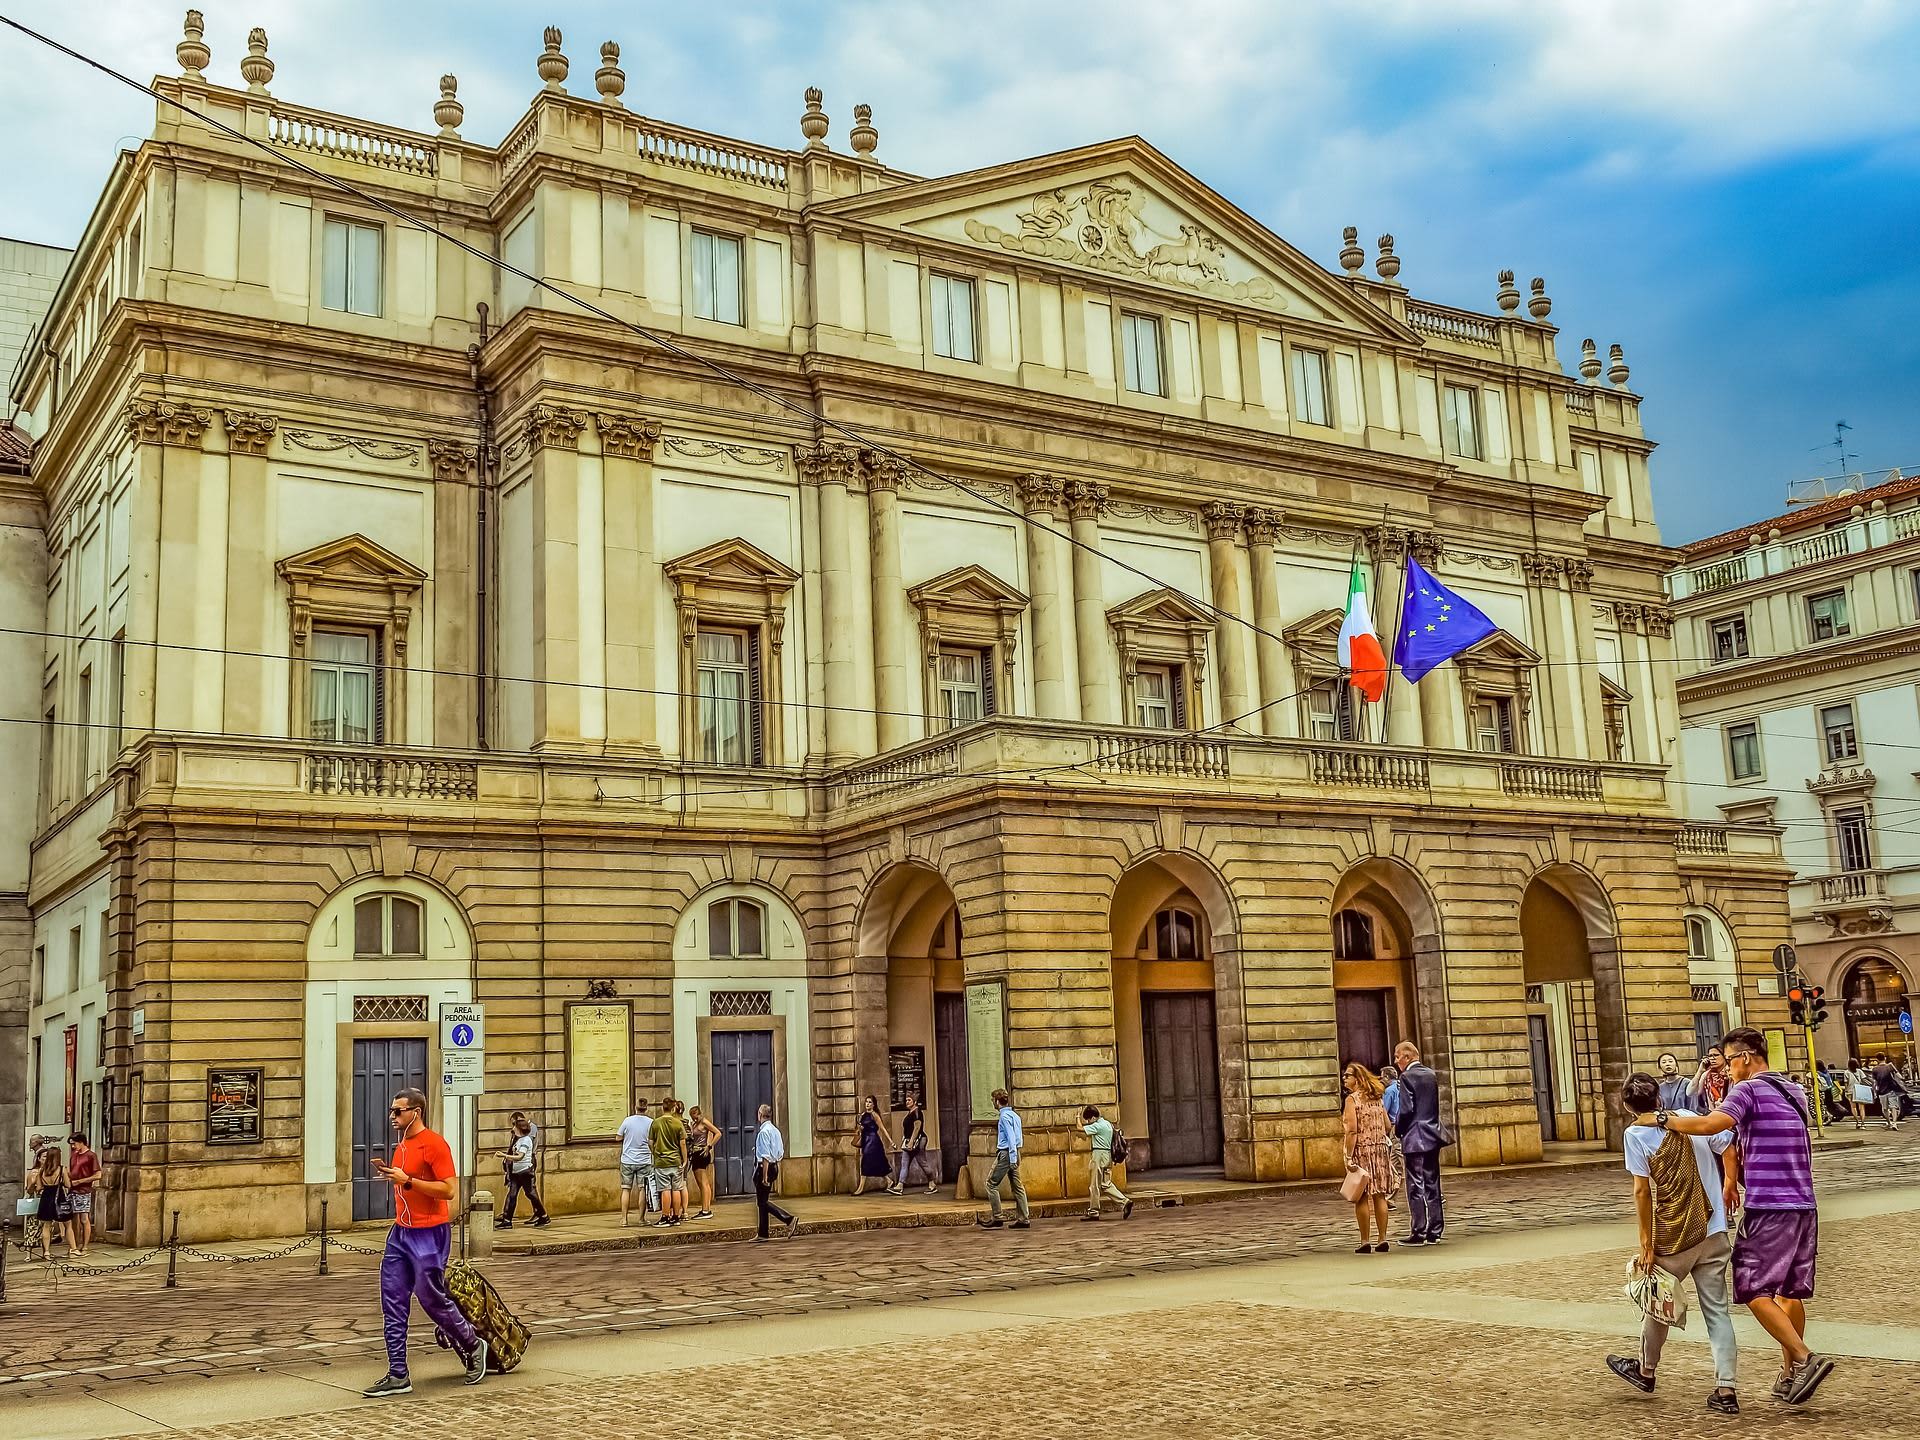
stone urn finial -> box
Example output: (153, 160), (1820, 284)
(596, 42), (626, 105)
(1496, 269), (1520, 313)
(239, 27), (274, 94)
(849, 103), (878, 159)
(434, 75), (464, 137)
(1338, 226), (1364, 275)
(1527, 276), (1552, 320)
(800, 87), (829, 150)
(1578, 337), (1602, 383)
(538, 26), (570, 92)
(177, 9), (210, 78)
(1374, 234), (1401, 283)
(1607, 343), (1630, 388)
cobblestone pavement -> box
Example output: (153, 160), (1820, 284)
(136, 1302), (1920, 1440)
(2, 1134), (1912, 1398)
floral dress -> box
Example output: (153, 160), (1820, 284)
(1344, 1095), (1393, 1200)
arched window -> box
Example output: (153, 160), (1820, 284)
(709, 897), (766, 959)
(1151, 907), (1201, 961)
(1843, 956), (1906, 1003)
(1332, 909), (1375, 961)
(354, 894), (423, 957)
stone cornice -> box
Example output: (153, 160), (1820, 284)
(1677, 624), (1920, 703)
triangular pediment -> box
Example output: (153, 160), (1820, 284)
(663, 536), (800, 589)
(276, 533), (426, 587)
(1283, 606), (1345, 648)
(1107, 585), (1215, 629)
(814, 138), (1419, 338)
(1461, 630), (1542, 667)
(1598, 673), (1631, 702)
(907, 563), (1028, 613)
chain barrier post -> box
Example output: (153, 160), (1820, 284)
(319, 1198), (329, 1276)
(1, 1217), (10, 1302)
(164, 1209), (180, 1289)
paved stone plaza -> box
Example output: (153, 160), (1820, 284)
(4, 1134), (1915, 1437)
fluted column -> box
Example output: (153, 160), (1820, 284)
(597, 413), (662, 753)
(867, 453), (912, 751)
(526, 404), (589, 749)
(803, 443), (865, 760)
(1067, 480), (1113, 724)
(1203, 502), (1253, 726)
(1019, 473), (1074, 719)
(1243, 507), (1293, 737)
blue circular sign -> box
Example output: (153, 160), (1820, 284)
(451, 1022), (476, 1047)
(1901, 1010), (1913, 1036)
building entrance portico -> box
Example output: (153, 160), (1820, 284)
(1520, 866), (1630, 1146)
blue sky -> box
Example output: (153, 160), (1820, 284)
(2, 1), (1916, 543)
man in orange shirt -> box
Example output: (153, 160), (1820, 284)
(363, 1088), (488, 1397)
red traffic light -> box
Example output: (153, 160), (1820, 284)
(1788, 985), (1805, 1003)
(1808, 986), (1824, 1002)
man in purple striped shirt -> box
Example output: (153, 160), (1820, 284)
(1663, 1026), (1834, 1408)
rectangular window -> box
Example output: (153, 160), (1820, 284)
(1472, 696), (1517, 754)
(321, 218), (382, 316)
(1121, 312), (1165, 396)
(1291, 347), (1330, 426)
(107, 630), (126, 764)
(1684, 915), (1710, 966)
(1912, 567), (1920, 620)
(308, 629), (380, 745)
(690, 229), (744, 326)
(1306, 679), (1357, 741)
(1806, 588), (1850, 642)
(75, 668), (93, 796)
(1726, 721), (1761, 780)
(40, 688), (57, 813)
(695, 626), (756, 764)
(934, 646), (988, 729)
(1819, 702), (1858, 764)
(1710, 614), (1749, 663)
(1134, 663), (1188, 729)
(929, 274), (977, 362)
(1835, 805), (1873, 872)
(1442, 383), (1482, 460)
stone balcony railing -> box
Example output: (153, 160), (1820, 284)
(116, 723), (1786, 863)
(1667, 473), (1915, 600)
(1812, 868), (1889, 905)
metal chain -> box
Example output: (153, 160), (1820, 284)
(45, 1246), (169, 1277)
(327, 1237), (388, 1256)
(175, 1235), (317, 1263)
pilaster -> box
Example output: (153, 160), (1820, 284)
(1204, 501), (1253, 726)
(1018, 473), (1075, 720)
(125, 401), (214, 735)
(1522, 552), (1586, 758)
(1066, 480), (1113, 724)
(867, 453), (912, 750)
(221, 410), (277, 739)
(596, 414), (662, 753)
(800, 443), (866, 760)
(1243, 507), (1294, 737)
(525, 403), (588, 749)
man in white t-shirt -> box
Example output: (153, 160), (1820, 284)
(616, 1099), (654, 1228)
(1605, 1072), (1741, 1414)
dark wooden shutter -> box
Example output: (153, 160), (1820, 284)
(1497, 698), (1515, 754)
(747, 628), (764, 765)
(373, 628), (388, 745)
(981, 646), (997, 718)
(1172, 665), (1188, 729)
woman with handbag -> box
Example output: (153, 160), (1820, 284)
(685, 1105), (721, 1219)
(853, 1095), (895, 1195)
(890, 1093), (937, 1195)
(25, 1144), (68, 1262)
(1341, 1063), (1393, 1254)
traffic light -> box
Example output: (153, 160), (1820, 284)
(1808, 985), (1829, 1030)
(1788, 982), (1807, 1028)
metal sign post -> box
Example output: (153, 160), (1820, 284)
(440, 1003), (485, 1260)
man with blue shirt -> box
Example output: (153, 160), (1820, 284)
(752, 1103), (798, 1241)
(977, 1088), (1030, 1230)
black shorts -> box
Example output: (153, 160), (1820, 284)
(690, 1152), (711, 1171)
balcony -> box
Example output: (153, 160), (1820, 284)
(1814, 869), (1888, 905)
(1667, 481), (1920, 600)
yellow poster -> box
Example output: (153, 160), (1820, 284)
(568, 1003), (631, 1138)
(1764, 1027), (1789, 1075)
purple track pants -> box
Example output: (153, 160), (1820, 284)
(380, 1221), (477, 1374)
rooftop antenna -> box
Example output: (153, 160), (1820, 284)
(1827, 420), (1856, 479)
(1785, 421), (1858, 506)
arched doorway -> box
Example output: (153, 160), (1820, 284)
(1520, 866), (1628, 1145)
(1329, 858), (1450, 1123)
(1111, 854), (1236, 1172)
(858, 864), (969, 1184)
(1841, 956), (1913, 1065)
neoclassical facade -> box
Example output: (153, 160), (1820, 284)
(4, 16), (1796, 1243)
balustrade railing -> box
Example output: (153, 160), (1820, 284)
(1499, 759), (1604, 802)
(1785, 528), (1850, 568)
(1685, 551), (1753, 596)
(306, 752), (478, 800)
(843, 739), (961, 799)
(1564, 388), (1596, 417)
(1090, 730), (1230, 780)
(498, 112), (540, 179)
(267, 107), (436, 177)
(1405, 302), (1500, 348)
(1893, 508), (1920, 540)
(1816, 869), (1886, 904)
(634, 118), (789, 189)
(1676, 822), (1731, 855)
(1308, 746), (1429, 791)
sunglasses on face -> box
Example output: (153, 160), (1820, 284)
(389, 1106), (414, 1117)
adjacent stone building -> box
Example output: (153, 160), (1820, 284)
(1670, 469), (1920, 1069)
(5, 15), (1795, 1243)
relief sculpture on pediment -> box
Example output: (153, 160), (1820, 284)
(965, 179), (1280, 304)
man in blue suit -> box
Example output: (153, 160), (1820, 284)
(1392, 1040), (1447, 1244)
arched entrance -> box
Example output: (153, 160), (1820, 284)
(1841, 956), (1913, 1065)
(1328, 860), (1439, 1076)
(1111, 853), (1236, 1172)
(1520, 866), (1628, 1145)
(858, 864), (969, 1184)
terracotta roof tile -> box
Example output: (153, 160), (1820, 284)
(1681, 471), (1918, 556)
(0, 422), (31, 475)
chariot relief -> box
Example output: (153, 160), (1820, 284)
(965, 179), (1279, 303)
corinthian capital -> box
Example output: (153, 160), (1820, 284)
(862, 450), (907, 494)
(1202, 500), (1245, 541)
(521, 404), (587, 454)
(1065, 480), (1110, 521)
(1018, 472), (1066, 515)
(1521, 552), (1566, 588)
(1242, 506), (1282, 547)
(427, 438), (478, 482)
(797, 442), (862, 487)
(222, 409), (278, 457)
(125, 399), (212, 449)
(595, 413), (662, 461)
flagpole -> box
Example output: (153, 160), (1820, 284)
(1342, 533), (1363, 740)
(1376, 514), (1409, 747)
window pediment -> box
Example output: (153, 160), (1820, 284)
(276, 534), (425, 746)
(906, 564), (1029, 626)
(908, 565), (1027, 728)
(277, 533), (427, 609)
(1283, 607), (1344, 668)
(664, 537), (799, 649)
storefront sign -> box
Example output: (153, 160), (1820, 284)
(567, 1002), (631, 1138)
(965, 980), (1008, 1122)
(888, 1046), (927, 1112)
(1847, 1000), (1910, 1024)
(206, 1067), (263, 1145)
(63, 1025), (78, 1126)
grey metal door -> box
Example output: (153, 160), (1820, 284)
(711, 1028), (774, 1197)
(352, 1037), (428, 1221)
(1141, 991), (1222, 1168)
(1527, 1014), (1557, 1140)
(934, 991), (971, 1183)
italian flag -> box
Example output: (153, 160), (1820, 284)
(1338, 556), (1388, 703)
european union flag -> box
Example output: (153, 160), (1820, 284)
(1394, 555), (1498, 683)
